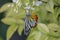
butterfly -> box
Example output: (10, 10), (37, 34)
(24, 13), (38, 36)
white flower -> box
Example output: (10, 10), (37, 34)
(12, 0), (17, 3)
(35, 1), (42, 6)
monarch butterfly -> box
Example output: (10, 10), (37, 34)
(24, 12), (38, 36)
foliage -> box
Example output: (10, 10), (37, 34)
(0, 0), (60, 40)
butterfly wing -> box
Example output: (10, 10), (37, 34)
(24, 16), (31, 36)
(24, 13), (37, 36)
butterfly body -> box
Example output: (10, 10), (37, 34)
(24, 13), (38, 36)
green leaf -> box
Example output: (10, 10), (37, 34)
(39, 34), (48, 40)
(48, 23), (60, 38)
(55, 8), (60, 21)
(27, 30), (42, 40)
(21, 0), (30, 6)
(17, 20), (24, 35)
(47, 36), (57, 40)
(18, 7), (26, 19)
(33, 4), (48, 23)
(37, 23), (49, 34)
(5, 6), (26, 19)
(41, 0), (49, 2)
(54, 0), (60, 5)
(45, 0), (54, 13)
(27, 25), (48, 40)
(2, 18), (16, 25)
(0, 3), (13, 13)
(37, 8), (47, 23)
(0, 37), (3, 40)
(7, 24), (18, 40)
(54, 7), (60, 19)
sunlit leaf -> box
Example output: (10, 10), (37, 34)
(41, 0), (49, 2)
(5, 6), (26, 19)
(33, 4), (48, 23)
(48, 23), (60, 38)
(47, 37), (57, 40)
(21, 0), (30, 6)
(39, 34), (48, 40)
(45, 0), (54, 13)
(2, 18), (16, 25)
(17, 20), (24, 35)
(27, 24), (48, 40)
(27, 30), (42, 40)
(0, 3), (13, 13)
(37, 23), (49, 34)
(37, 7), (47, 23)
(7, 24), (18, 40)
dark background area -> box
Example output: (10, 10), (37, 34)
(0, 0), (27, 40)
